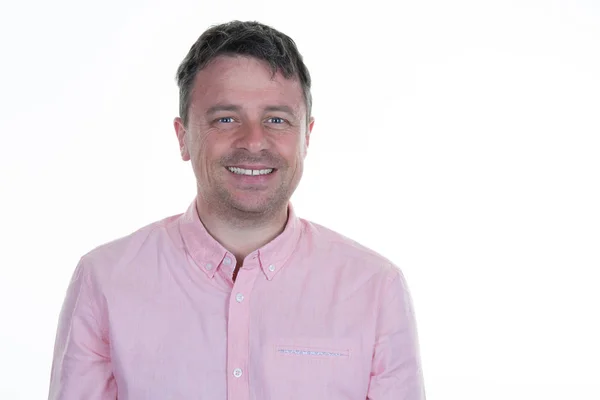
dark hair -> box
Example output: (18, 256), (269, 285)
(175, 20), (312, 127)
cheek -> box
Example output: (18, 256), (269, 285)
(191, 133), (215, 160)
(279, 135), (306, 160)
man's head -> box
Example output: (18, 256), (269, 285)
(174, 21), (314, 222)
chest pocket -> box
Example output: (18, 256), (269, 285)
(261, 338), (367, 399)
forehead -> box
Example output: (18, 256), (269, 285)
(189, 55), (305, 113)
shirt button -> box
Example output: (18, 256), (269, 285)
(235, 293), (244, 302)
(206, 262), (213, 270)
(268, 264), (275, 272)
(223, 257), (232, 265)
(233, 368), (243, 378)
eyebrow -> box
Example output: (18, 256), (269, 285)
(206, 104), (241, 115)
(205, 104), (297, 117)
(263, 105), (296, 116)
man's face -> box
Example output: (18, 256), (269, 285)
(174, 55), (314, 217)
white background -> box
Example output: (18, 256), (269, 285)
(1, 0), (599, 398)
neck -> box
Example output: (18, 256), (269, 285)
(195, 196), (289, 262)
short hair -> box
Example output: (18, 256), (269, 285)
(175, 20), (312, 127)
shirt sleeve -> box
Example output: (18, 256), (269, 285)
(48, 258), (117, 400)
(367, 268), (426, 400)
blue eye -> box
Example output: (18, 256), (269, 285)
(268, 117), (285, 124)
(218, 117), (234, 123)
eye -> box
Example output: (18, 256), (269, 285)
(266, 117), (286, 124)
(217, 117), (235, 123)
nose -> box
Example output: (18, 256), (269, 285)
(234, 121), (269, 153)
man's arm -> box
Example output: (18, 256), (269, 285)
(367, 268), (426, 399)
(48, 259), (116, 400)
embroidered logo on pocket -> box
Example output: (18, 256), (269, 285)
(275, 345), (350, 358)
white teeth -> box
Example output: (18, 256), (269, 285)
(227, 167), (274, 176)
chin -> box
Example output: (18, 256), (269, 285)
(229, 195), (284, 215)
(231, 201), (272, 214)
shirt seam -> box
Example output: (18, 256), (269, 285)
(373, 266), (401, 346)
(80, 257), (109, 341)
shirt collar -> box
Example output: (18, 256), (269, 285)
(178, 198), (303, 281)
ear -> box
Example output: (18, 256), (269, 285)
(174, 117), (190, 161)
(305, 116), (315, 149)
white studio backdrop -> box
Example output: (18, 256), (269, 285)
(1, 0), (599, 399)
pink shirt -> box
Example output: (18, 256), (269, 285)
(49, 199), (425, 399)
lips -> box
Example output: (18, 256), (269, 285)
(227, 166), (275, 176)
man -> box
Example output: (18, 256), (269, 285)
(49, 20), (426, 399)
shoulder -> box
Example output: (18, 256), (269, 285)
(299, 218), (402, 282)
(77, 212), (183, 279)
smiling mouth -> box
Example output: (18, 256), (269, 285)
(226, 167), (275, 176)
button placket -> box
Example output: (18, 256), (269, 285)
(226, 262), (259, 400)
